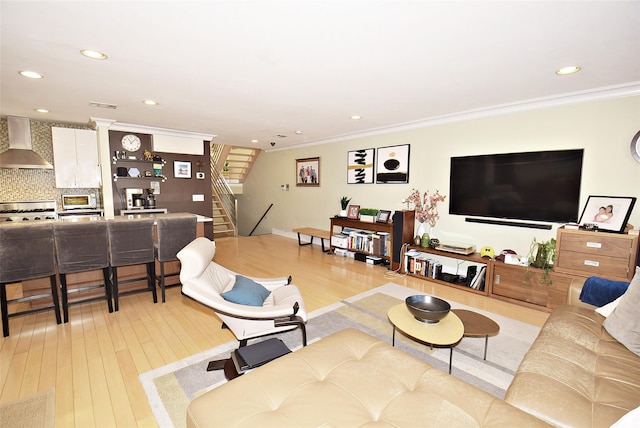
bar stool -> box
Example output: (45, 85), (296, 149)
(53, 219), (112, 322)
(0, 222), (61, 337)
(155, 213), (197, 303)
(107, 217), (157, 311)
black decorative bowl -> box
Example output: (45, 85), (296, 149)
(405, 295), (450, 323)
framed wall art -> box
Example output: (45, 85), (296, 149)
(578, 195), (636, 233)
(173, 160), (192, 179)
(296, 157), (320, 187)
(376, 144), (410, 184)
(347, 148), (375, 184)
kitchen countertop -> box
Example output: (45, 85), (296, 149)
(56, 212), (213, 223)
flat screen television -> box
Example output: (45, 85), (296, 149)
(449, 149), (584, 224)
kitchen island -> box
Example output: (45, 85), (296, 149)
(6, 213), (213, 313)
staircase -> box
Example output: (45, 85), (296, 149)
(210, 144), (261, 237)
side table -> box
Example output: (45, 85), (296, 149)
(387, 303), (463, 374)
(451, 309), (500, 360)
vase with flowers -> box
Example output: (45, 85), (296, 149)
(406, 188), (446, 246)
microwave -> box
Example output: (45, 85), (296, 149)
(62, 194), (97, 210)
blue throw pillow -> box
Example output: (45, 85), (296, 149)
(221, 275), (271, 306)
(579, 276), (630, 307)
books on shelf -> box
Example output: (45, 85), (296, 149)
(469, 266), (486, 291)
(404, 249), (486, 291)
(333, 228), (390, 257)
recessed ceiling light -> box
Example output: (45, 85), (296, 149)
(251, 139), (259, 143)
(555, 66), (581, 75)
(295, 130), (303, 135)
(81, 49), (108, 60)
(35, 108), (50, 113)
(19, 70), (43, 79)
(350, 115), (362, 120)
(143, 100), (159, 106)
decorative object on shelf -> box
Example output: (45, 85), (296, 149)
(376, 144), (410, 184)
(347, 205), (360, 220)
(359, 208), (379, 223)
(128, 167), (140, 178)
(577, 195), (637, 233)
(406, 188), (446, 227)
(420, 233), (430, 248)
(524, 237), (556, 285)
(416, 221), (428, 240)
(347, 148), (375, 184)
(376, 209), (391, 223)
(173, 160), (192, 179)
(143, 149), (153, 161)
(480, 246), (495, 259)
(407, 188), (446, 242)
(339, 196), (351, 217)
(296, 157), (320, 187)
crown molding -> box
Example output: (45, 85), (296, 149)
(266, 82), (640, 152)
(89, 117), (216, 141)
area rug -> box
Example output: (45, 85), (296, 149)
(140, 283), (540, 428)
(0, 388), (55, 428)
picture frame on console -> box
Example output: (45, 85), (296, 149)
(578, 195), (636, 233)
(376, 209), (391, 223)
(347, 205), (360, 220)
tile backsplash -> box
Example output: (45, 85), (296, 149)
(0, 117), (101, 208)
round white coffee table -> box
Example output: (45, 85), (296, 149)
(388, 302), (464, 374)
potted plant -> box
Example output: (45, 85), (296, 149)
(339, 196), (351, 217)
(524, 237), (556, 285)
(358, 208), (379, 223)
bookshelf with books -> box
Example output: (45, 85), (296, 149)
(402, 246), (492, 296)
(330, 212), (414, 270)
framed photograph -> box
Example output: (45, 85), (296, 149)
(296, 157), (320, 187)
(173, 161), (192, 179)
(376, 209), (391, 223)
(376, 144), (410, 184)
(578, 195), (637, 233)
(347, 204), (360, 220)
(347, 148), (375, 184)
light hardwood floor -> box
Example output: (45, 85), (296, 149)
(0, 234), (549, 427)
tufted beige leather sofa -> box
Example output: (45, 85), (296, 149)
(187, 328), (549, 427)
(505, 278), (640, 427)
(187, 279), (640, 427)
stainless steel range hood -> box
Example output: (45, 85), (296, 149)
(0, 116), (53, 169)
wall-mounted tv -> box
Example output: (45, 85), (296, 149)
(449, 149), (584, 224)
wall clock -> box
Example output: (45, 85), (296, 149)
(121, 134), (141, 152)
(631, 130), (640, 163)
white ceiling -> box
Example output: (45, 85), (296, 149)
(1, 1), (639, 151)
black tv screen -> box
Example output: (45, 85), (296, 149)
(449, 149), (584, 223)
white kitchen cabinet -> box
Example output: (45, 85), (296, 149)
(52, 127), (100, 188)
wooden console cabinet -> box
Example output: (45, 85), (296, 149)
(555, 227), (639, 282)
(403, 246), (492, 296)
(491, 263), (574, 312)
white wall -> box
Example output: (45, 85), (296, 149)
(239, 96), (640, 257)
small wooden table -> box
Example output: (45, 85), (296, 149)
(451, 309), (500, 360)
(292, 227), (331, 252)
(388, 303), (464, 374)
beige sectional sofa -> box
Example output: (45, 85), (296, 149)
(187, 276), (640, 428)
(504, 278), (640, 427)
